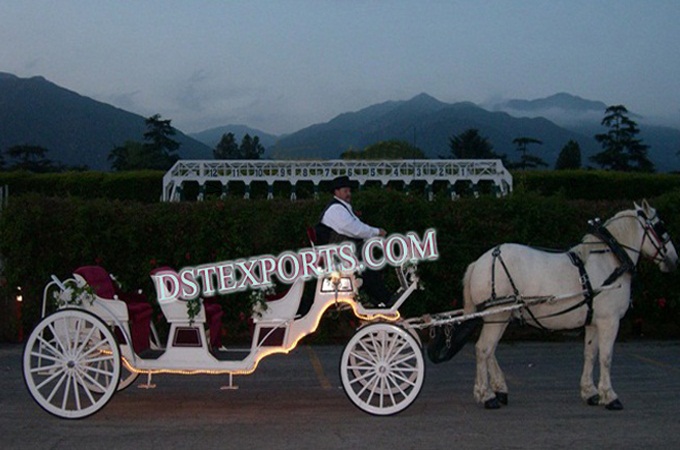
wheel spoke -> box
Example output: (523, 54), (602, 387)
(357, 339), (380, 364)
(364, 375), (379, 405)
(388, 370), (417, 388)
(385, 339), (409, 364)
(80, 354), (116, 365)
(61, 371), (73, 410)
(37, 367), (66, 392)
(348, 368), (375, 386)
(30, 350), (60, 363)
(389, 351), (417, 367)
(79, 339), (111, 359)
(74, 370), (97, 405)
(29, 363), (60, 374)
(47, 322), (69, 355)
(70, 374), (82, 411)
(348, 349), (375, 366)
(71, 318), (84, 353)
(36, 334), (64, 359)
(369, 332), (382, 362)
(386, 373), (408, 397)
(341, 323), (424, 416)
(75, 325), (97, 355)
(81, 363), (116, 378)
(77, 367), (109, 393)
(385, 375), (398, 405)
(23, 310), (121, 419)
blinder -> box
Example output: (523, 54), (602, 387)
(639, 211), (674, 266)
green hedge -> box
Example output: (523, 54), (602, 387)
(518, 170), (680, 200)
(0, 170), (164, 202)
(2, 189), (680, 342)
(2, 169), (680, 203)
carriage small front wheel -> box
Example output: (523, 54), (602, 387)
(22, 309), (121, 419)
(340, 322), (425, 415)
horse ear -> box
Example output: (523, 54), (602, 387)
(642, 198), (651, 212)
(633, 201), (641, 211)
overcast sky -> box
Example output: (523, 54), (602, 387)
(2, 0), (679, 134)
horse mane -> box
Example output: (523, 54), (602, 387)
(569, 209), (639, 263)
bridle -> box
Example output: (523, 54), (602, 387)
(636, 210), (674, 267)
(591, 210), (674, 269)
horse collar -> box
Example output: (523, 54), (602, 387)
(588, 220), (636, 286)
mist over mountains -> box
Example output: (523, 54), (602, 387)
(2, 72), (679, 171)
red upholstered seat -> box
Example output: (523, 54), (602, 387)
(74, 266), (152, 353)
(150, 266), (224, 349)
(306, 226), (318, 246)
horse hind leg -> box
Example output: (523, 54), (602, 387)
(580, 325), (600, 405)
(489, 355), (509, 405)
(474, 319), (510, 409)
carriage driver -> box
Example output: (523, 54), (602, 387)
(317, 175), (397, 308)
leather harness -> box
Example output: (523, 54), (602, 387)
(478, 219), (636, 328)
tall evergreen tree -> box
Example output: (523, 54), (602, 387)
(239, 134), (265, 160)
(448, 129), (497, 159)
(108, 114), (180, 170)
(590, 105), (653, 172)
(213, 132), (240, 159)
(555, 140), (582, 170)
(512, 137), (547, 169)
(143, 114), (180, 169)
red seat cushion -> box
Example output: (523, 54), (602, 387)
(74, 266), (116, 299)
(74, 265), (151, 353)
(306, 227), (318, 245)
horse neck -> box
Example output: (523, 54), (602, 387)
(574, 212), (643, 266)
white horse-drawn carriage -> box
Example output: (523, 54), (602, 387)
(22, 200), (677, 418)
(23, 242), (425, 419)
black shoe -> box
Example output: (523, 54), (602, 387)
(374, 292), (401, 309)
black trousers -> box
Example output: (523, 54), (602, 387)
(360, 268), (392, 304)
(328, 235), (391, 304)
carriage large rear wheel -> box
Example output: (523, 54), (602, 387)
(23, 309), (121, 419)
(340, 323), (425, 415)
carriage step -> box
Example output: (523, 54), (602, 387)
(138, 349), (166, 360)
(210, 349), (252, 361)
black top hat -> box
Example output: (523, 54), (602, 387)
(331, 175), (355, 192)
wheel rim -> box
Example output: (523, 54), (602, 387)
(23, 309), (121, 419)
(340, 323), (424, 415)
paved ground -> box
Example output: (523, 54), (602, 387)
(2, 340), (679, 449)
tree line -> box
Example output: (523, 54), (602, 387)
(0, 104), (657, 173)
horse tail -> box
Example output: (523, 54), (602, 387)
(426, 261), (482, 364)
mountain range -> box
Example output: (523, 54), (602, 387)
(0, 72), (211, 170)
(2, 72), (679, 171)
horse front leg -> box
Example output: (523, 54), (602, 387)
(580, 325), (599, 405)
(596, 318), (624, 410)
(474, 320), (509, 409)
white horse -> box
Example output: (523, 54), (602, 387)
(462, 200), (677, 410)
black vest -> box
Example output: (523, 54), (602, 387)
(315, 199), (361, 246)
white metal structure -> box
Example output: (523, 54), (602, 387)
(161, 159), (512, 201)
(23, 264), (425, 418)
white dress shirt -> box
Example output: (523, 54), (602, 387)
(320, 196), (380, 240)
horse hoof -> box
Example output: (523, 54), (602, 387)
(586, 395), (600, 406)
(605, 399), (624, 411)
(484, 397), (501, 409)
(495, 392), (508, 405)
